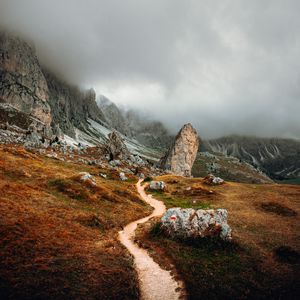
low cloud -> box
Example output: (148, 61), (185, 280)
(1, 0), (299, 138)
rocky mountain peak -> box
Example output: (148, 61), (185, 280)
(160, 123), (200, 176)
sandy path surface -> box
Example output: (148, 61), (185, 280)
(118, 179), (184, 300)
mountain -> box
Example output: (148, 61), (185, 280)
(97, 95), (132, 137)
(1, 31), (299, 184)
(44, 69), (107, 138)
(97, 95), (173, 150)
(204, 135), (300, 181)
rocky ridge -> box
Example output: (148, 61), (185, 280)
(205, 136), (300, 181)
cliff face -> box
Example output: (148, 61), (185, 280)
(97, 95), (132, 137)
(44, 70), (107, 138)
(0, 31), (51, 125)
(97, 95), (173, 150)
(0, 31), (107, 139)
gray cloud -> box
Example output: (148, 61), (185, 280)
(1, 0), (299, 139)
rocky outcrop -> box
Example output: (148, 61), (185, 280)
(161, 208), (232, 241)
(44, 70), (107, 138)
(97, 96), (173, 150)
(0, 103), (53, 146)
(97, 95), (132, 137)
(0, 31), (108, 142)
(106, 131), (130, 161)
(0, 31), (51, 125)
(160, 123), (200, 176)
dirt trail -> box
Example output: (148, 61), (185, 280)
(118, 179), (184, 300)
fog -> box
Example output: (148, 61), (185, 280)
(1, 0), (300, 138)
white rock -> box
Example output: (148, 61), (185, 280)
(161, 207), (232, 241)
(79, 172), (96, 186)
(149, 181), (166, 190)
(119, 172), (128, 181)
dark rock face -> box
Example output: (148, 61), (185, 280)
(125, 110), (173, 150)
(106, 130), (130, 161)
(0, 31), (51, 125)
(0, 31), (108, 140)
(205, 136), (300, 180)
(44, 70), (107, 138)
(97, 96), (173, 150)
(97, 95), (132, 137)
(160, 123), (200, 177)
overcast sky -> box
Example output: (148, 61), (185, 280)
(1, 0), (300, 138)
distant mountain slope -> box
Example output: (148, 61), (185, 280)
(97, 95), (173, 150)
(204, 136), (300, 180)
(97, 95), (132, 137)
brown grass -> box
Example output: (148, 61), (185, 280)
(0, 145), (152, 300)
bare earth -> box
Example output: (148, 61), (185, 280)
(118, 179), (184, 300)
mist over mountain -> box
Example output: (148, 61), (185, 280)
(1, 0), (300, 139)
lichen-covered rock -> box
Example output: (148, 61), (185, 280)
(106, 131), (130, 161)
(160, 123), (200, 177)
(161, 208), (232, 241)
(203, 174), (224, 185)
(149, 181), (166, 191)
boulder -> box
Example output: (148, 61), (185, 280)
(161, 208), (232, 241)
(203, 174), (224, 185)
(149, 181), (166, 191)
(160, 123), (200, 177)
(106, 130), (130, 161)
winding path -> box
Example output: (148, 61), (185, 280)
(118, 179), (184, 300)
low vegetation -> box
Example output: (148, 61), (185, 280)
(0, 145), (152, 299)
(136, 175), (300, 299)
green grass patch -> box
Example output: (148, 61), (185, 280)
(150, 190), (211, 210)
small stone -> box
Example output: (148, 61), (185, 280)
(119, 172), (128, 181)
(79, 172), (96, 186)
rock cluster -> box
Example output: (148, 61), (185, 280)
(161, 208), (232, 241)
(160, 123), (200, 177)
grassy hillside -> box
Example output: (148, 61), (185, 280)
(136, 175), (300, 300)
(0, 145), (152, 300)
